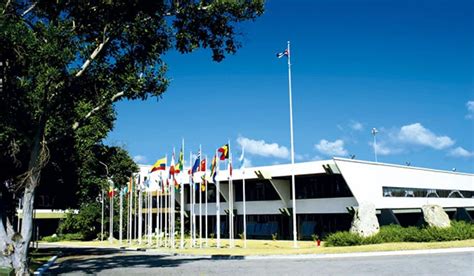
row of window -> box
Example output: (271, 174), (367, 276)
(382, 186), (473, 198)
(181, 174), (354, 204)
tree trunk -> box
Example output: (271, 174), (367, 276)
(0, 167), (40, 275)
(5, 110), (46, 275)
(13, 185), (37, 275)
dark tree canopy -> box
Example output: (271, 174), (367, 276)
(0, 0), (264, 273)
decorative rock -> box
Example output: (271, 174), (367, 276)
(422, 205), (450, 228)
(350, 202), (380, 237)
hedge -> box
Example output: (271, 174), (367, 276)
(325, 221), (474, 247)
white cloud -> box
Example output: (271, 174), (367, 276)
(448, 147), (474, 158)
(242, 158), (253, 168)
(466, 101), (474, 119)
(133, 155), (148, 164)
(369, 141), (402, 156)
(236, 136), (289, 159)
(350, 120), (364, 131)
(311, 155), (323, 161)
(397, 123), (454, 150)
(315, 139), (348, 156)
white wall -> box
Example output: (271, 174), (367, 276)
(334, 158), (474, 209)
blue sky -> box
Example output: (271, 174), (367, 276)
(105, 0), (474, 173)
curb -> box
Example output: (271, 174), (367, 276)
(242, 247), (474, 260)
(33, 255), (58, 275)
(146, 246), (474, 260)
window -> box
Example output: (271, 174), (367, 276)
(382, 186), (472, 199)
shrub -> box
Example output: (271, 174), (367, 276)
(59, 202), (101, 240)
(325, 231), (363, 246)
(41, 233), (84, 242)
(42, 235), (61, 242)
(325, 221), (474, 247)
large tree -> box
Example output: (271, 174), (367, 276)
(0, 0), (264, 274)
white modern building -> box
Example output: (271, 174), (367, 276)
(136, 158), (474, 239)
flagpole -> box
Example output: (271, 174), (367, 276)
(180, 139), (185, 249)
(134, 183), (138, 242)
(155, 183), (160, 247)
(242, 147), (247, 248)
(138, 185), (142, 245)
(198, 145), (203, 248)
(119, 188), (123, 244)
(205, 155), (208, 247)
(189, 151), (194, 248)
(101, 189), (104, 242)
(144, 188), (147, 245)
(158, 174), (162, 247)
(216, 149), (221, 248)
(171, 150), (175, 249)
(228, 140), (234, 248)
(109, 179), (114, 243)
(286, 40), (298, 248)
(149, 188), (152, 246)
(126, 184), (130, 243)
(128, 177), (133, 244)
(165, 178), (168, 247)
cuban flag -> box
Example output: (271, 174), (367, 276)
(276, 48), (289, 58)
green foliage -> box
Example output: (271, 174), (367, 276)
(325, 221), (474, 247)
(41, 233), (85, 242)
(58, 203), (102, 240)
(0, 0), (264, 213)
(271, 233), (278, 241)
(311, 233), (319, 241)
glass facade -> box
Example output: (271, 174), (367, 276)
(382, 186), (473, 198)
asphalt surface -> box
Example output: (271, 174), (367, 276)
(45, 247), (474, 275)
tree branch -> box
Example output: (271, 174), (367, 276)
(1, 0), (11, 15)
(72, 91), (124, 130)
(75, 36), (110, 77)
(21, 1), (37, 17)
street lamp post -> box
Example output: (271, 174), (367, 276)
(101, 189), (104, 241)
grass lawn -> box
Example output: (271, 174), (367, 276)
(28, 248), (60, 273)
(42, 238), (474, 256)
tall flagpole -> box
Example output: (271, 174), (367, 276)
(189, 151), (194, 247)
(134, 182), (138, 241)
(180, 139), (185, 249)
(148, 188), (152, 246)
(155, 183), (160, 247)
(128, 186), (131, 243)
(119, 188), (123, 244)
(216, 149), (221, 248)
(286, 40), (298, 248)
(127, 185), (130, 243)
(144, 188), (147, 245)
(199, 145), (202, 248)
(164, 177), (168, 247)
(158, 175), (162, 247)
(109, 179), (114, 243)
(228, 140), (234, 248)
(171, 152), (176, 249)
(242, 147), (247, 248)
(205, 155), (208, 247)
(138, 186), (143, 245)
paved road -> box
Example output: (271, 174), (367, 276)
(45, 247), (474, 275)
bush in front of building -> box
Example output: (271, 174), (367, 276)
(58, 202), (102, 240)
(42, 233), (85, 242)
(325, 221), (474, 246)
